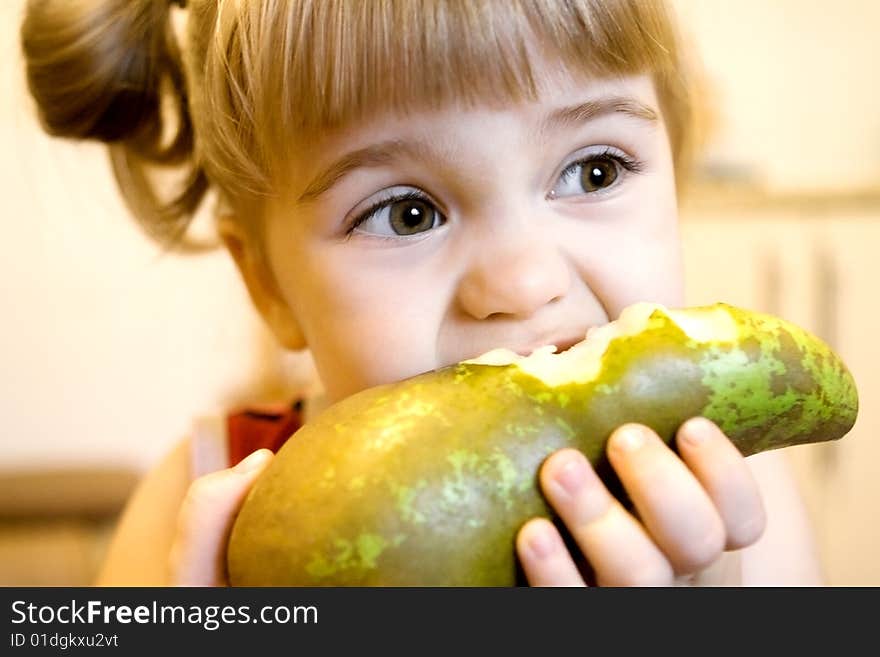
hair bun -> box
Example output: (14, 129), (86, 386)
(21, 0), (177, 146)
(21, 0), (209, 250)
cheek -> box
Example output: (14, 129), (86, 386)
(309, 313), (440, 402)
(616, 174), (684, 306)
(265, 207), (456, 400)
(568, 197), (684, 316)
(288, 254), (447, 398)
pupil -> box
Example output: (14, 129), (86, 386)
(403, 205), (422, 227)
(391, 200), (434, 235)
(581, 159), (617, 191)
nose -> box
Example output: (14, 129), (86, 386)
(457, 231), (572, 320)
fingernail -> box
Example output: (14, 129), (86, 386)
(554, 452), (587, 495)
(682, 417), (716, 447)
(612, 426), (646, 453)
(233, 449), (271, 474)
(528, 526), (559, 560)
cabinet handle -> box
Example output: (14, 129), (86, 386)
(758, 246), (781, 316)
(812, 237), (840, 478)
(813, 241), (838, 349)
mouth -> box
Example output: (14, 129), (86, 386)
(511, 334), (589, 357)
(464, 303), (668, 383)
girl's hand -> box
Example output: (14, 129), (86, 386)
(516, 417), (766, 586)
(168, 449), (274, 586)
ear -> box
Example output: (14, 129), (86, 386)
(218, 216), (307, 351)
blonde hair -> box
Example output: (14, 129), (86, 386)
(21, 0), (698, 250)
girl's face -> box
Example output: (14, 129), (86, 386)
(253, 71), (684, 404)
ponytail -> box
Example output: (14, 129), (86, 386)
(21, 0), (210, 251)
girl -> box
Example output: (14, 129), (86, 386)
(21, 0), (824, 586)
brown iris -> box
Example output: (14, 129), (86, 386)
(389, 199), (436, 235)
(580, 158), (618, 192)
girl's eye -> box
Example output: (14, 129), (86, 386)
(550, 150), (642, 199)
(350, 192), (445, 238)
(576, 158), (618, 191)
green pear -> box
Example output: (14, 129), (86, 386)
(227, 302), (859, 586)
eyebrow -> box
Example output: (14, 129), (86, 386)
(297, 96), (659, 203)
(540, 96), (659, 136)
(297, 139), (437, 203)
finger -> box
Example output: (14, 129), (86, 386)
(540, 448), (674, 586)
(607, 424), (726, 575)
(516, 517), (587, 586)
(676, 417), (766, 550)
(169, 449), (273, 586)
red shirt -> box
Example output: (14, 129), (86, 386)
(226, 400), (304, 467)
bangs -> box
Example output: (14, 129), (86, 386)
(189, 0), (688, 202)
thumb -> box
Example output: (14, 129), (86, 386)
(169, 449), (274, 586)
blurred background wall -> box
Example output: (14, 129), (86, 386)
(0, 0), (317, 584)
(671, 0), (880, 587)
(674, 0), (880, 194)
(1, 0), (877, 585)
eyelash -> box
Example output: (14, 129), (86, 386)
(346, 190), (437, 238)
(557, 148), (645, 187)
(345, 148), (645, 237)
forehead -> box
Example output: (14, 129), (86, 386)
(295, 72), (659, 158)
(280, 73), (662, 206)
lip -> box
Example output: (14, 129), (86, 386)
(511, 333), (588, 357)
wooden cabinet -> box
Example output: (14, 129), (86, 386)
(679, 202), (880, 585)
